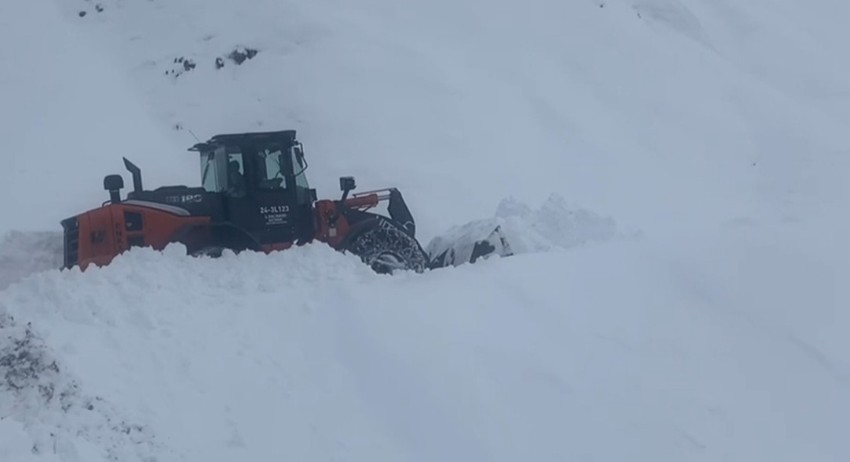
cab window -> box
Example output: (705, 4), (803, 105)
(257, 148), (287, 190)
(200, 152), (220, 192)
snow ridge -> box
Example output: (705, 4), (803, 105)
(426, 193), (628, 266)
(0, 312), (162, 462)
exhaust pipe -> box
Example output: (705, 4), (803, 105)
(122, 157), (143, 194)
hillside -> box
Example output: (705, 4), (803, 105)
(1, 1), (848, 461)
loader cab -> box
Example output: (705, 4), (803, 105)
(193, 132), (312, 200)
(190, 130), (318, 244)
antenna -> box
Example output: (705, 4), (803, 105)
(187, 128), (201, 143)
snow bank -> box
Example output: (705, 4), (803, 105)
(0, 311), (161, 462)
(0, 195), (624, 285)
(0, 234), (847, 462)
(426, 194), (628, 266)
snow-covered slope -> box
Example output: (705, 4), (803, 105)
(1, 0), (848, 461)
(0, 0), (191, 236)
(3, 232), (847, 462)
(46, 0), (850, 237)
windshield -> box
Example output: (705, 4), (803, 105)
(198, 141), (309, 196)
(200, 148), (244, 194)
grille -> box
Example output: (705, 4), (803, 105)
(61, 217), (80, 268)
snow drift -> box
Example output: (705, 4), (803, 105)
(0, 311), (161, 462)
(426, 194), (627, 266)
(0, 192), (621, 286)
(1, 232), (847, 462)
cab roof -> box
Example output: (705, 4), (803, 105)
(188, 130), (297, 152)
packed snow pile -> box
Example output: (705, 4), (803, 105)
(0, 195), (626, 285)
(427, 194), (628, 266)
(0, 235), (847, 462)
(0, 311), (161, 462)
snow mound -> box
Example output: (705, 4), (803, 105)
(490, 194), (626, 252)
(0, 196), (618, 289)
(0, 243), (374, 462)
(1, 234), (846, 462)
(426, 194), (628, 265)
(0, 312), (162, 462)
(0, 232), (63, 291)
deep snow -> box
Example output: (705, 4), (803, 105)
(1, 0), (849, 461)
(2, 232), (847, 462)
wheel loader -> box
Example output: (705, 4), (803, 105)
(60, 130), (510, 273)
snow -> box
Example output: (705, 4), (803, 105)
(0, 0), (190, 236)
(1, 0), (849, 461)
(2, 233), (847, 461)
(426, 194), (626, 266)
(35, 0), (849, 237)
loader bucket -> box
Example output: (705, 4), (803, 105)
(426, 225), (514, 269)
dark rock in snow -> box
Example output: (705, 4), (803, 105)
(165, 56), (197, 78)
(228, 47), (259, 65)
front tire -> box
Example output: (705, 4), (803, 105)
(343, 219), (428, 274)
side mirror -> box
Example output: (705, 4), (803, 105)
(292, 143), (308, 176)
(103, 174), (124, 204)
(339, 176), (356, 201)
(339, 176), (356, 192)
